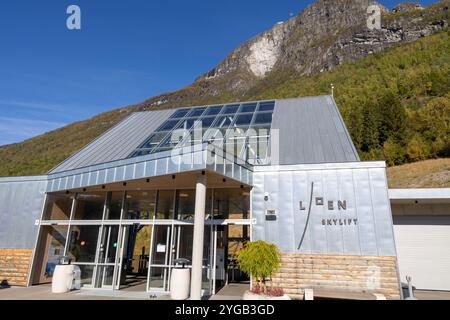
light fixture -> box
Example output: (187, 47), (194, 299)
(179, 193), (189, 198)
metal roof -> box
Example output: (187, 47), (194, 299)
(50, 96), (360, 174)
(50, 110), (174, 173)
(271, 96), (360, 165)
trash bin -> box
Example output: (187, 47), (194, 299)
(170, 258), (190, 300)
(52, 256), (75, 294)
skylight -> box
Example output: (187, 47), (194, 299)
(128, 100), (276, 165)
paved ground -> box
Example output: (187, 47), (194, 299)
(0, 284), (169, 300)
(209, 283), (249, 300)
(1, 284), (448, 300)
(414, 290), (450, 300)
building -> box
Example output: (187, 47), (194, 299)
(0, 96), (448, 299)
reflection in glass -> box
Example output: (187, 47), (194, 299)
(68, 225), (100, 263)
(98, 225), (119, 264)
(77, 265), (95, 286)
(42, 193), (73, 220)
(149, 267), (169, 291)
(175, 190), (195, 220)
(42, 226), (68, 280)
(155, 190), (175, 219)
(151, 226), (169, 265)
(123, 191), (156, 220)
(73, 193), (105, 220)
(95, 265), (115, 288)
(105, 192), (123, 220)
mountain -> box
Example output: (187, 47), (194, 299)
(0, 0), (449, 178)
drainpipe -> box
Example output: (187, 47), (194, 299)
(190, 173), (207, 300)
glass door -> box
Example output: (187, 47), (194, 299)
(148, 225), (172, 291)
(94, 225), (119, 289)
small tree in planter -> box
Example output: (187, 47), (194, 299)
(237, 241), (288, 299)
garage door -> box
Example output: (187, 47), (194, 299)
(393, 216), (450, 291)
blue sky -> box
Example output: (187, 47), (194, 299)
(0, 0), (436, 146)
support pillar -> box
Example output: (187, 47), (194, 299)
(190, 174), (207, 300)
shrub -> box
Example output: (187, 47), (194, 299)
(236, 241), (281, 294)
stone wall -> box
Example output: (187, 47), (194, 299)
(271, 253), (401, 300)
(0, 249), (33, 286)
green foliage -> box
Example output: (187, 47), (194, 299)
(236, 241), (280, 288)
(407, 134), (431, 162)
(247, 30), (450, 166)
(0, 30), (449, 176)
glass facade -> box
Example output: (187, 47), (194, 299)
(38, 186), (251, 294)
(128, 101), (275, 164)
(42, 193), (73, 220)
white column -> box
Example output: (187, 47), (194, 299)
(190, 173), (207, 300)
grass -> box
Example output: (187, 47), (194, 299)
(387, 158), (450, 188)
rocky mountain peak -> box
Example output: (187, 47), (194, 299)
(393, 2), (425, 13)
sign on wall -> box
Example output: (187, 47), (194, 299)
(252, 162), (397, 257)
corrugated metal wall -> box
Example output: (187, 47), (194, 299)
(50, 110), (175, 173)
(252, 162), (397, 256)
(271, 96), (360, 165)
(0, 177), (47, 249)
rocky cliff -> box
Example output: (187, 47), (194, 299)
(139, 0), (449, 110)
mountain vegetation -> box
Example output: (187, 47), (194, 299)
(0, 0), (448, 181)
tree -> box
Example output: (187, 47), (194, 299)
(377, 91), (407, 145)
(236, 241), (281, 294)
(407, 135), (430, 162)
(383, 138), (406, 166)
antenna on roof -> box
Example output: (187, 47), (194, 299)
(331, 84), (335, 98)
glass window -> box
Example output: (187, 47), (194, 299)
(222, 104), (239, 114)
(123, 190), (156, 220)
(156, 132), (184, 150)
(169, 109), (190, 119)
(175, 118), (196, 131)
(42, 193), (73, 220)
(77, 265), (95, 286)
(155, 120), (180, 132)
(105, 192), (123, 220)
(141, 132), (169, 149)
(175, 190), (195, 220)
(41, 226), (68, 280)
(187, 107), (206, 117)
(234, 114), (254, 126)
(198, 116), (216, 129)
(253, 112), (273, 125)
(258, 101), (275, 112)
(73, 193), (105, 220)
(94, 265), (115, 288)
(240, 103), (257, 113)
(155, 190), (175, 219)
(68, 225), (100, 263)
(213, 115), (234, 129)
(204, 106), (223, 116)
(97, 225), (120, 264)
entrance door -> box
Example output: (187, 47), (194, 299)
(94, 225), (119, 289)
(115, 224), (152, 290)
(148, 225), (171, 291)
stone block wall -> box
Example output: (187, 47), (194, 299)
(270, 253), (401, 300)
(0, 249), (33, 286)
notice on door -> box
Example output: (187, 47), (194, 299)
(157, 243), (166, 253)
